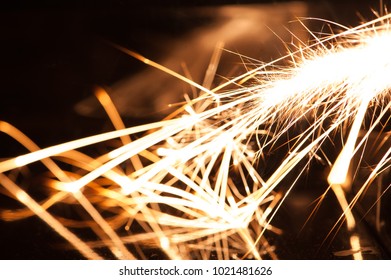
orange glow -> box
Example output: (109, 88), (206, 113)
(1, 11), (391, 260)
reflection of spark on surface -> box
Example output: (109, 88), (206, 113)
(1, 11), (391, 260)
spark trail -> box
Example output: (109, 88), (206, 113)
(1, 12), (391, 259)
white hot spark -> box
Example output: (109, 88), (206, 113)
(1, 10), (391, 260)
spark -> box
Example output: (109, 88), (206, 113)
(1, 11), (391, 260)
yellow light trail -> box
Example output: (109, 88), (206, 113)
(1, 11), (391, 260)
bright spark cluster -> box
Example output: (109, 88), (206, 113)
(1, 13), (391, 260)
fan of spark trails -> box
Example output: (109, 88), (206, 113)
(1, 7), (391, 260)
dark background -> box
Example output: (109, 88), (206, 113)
(0, 0), (390, 259)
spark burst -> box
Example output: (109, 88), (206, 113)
(1, 9), (391, 260)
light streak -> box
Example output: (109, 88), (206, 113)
(1, 10), (391, 259)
